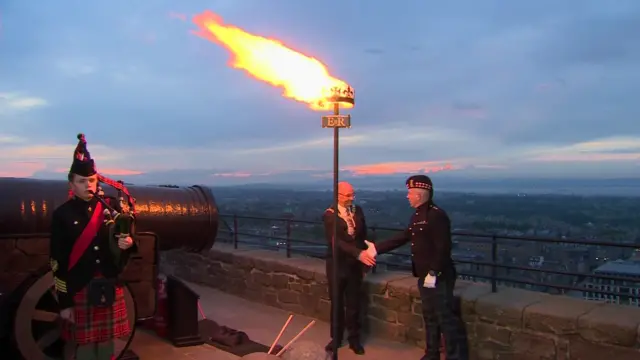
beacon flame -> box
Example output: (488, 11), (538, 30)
(192, 10), (353, 111)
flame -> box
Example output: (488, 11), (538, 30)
(192, 10), (352, 111)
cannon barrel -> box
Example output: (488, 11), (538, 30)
(0, 177), (219, 252)
(0, 177), (219, 359)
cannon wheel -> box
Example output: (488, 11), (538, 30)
(12, 271), (136, 360)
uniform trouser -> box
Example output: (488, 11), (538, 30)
(75, 341), (114, 360)
(417, 275), (468, 360)
(326, 260), (363, 343)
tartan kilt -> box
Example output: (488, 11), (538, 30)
(60, 283), (131, 344)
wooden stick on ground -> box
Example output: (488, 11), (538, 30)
(268, 314), (294, 354)
(275, 320), (316, 357)
(197, 301), (206, 320)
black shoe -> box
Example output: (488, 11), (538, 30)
(325, 340), (342, 352)
(348, 341), (365, 355)
(420, 354), (439, 360)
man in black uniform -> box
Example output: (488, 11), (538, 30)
(50, 134), (137, 360)
(366, 175), (468, 360)
(322, 181), (375, 355)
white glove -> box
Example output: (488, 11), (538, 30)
(364, 240), (377, 257)
(423, 274), (436, 288)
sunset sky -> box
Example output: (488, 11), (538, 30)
(1, 1), (639, 184)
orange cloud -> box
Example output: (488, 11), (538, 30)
(343, 161), (458, 176)
(99, 168), (144, 176)
(530, 153), (640, 162)
(53, 168), (143, 176)
(0, 161), (46, 177)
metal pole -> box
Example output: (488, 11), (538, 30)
(331, 102), (340, 360)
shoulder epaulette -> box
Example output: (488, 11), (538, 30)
(53, 276), (68, 293)
(50, 258), (59, 272)
(325, 208), (334, 213)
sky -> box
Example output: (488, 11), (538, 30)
(1, 0), (640, 185)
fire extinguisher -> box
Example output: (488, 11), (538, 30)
(153, 274), (169, 338)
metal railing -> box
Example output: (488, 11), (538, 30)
(217, 213), (640, 303)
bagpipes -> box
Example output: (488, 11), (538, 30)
(90, 179), (136, 240)
(74, 133), (138, 240)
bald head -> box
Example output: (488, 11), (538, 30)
(338, 181), (354, 193)
(338, 181), (355, 206)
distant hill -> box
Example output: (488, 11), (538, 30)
(23, 168), (640, 196)
(214, 177), (640, 196)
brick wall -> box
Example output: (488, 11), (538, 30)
(161, 244), (640, 360)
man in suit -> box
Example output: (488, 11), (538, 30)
(323, 181), (374, 355)
(365, 175), (468, 360)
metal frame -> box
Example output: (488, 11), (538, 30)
(220, 213), (640, 300)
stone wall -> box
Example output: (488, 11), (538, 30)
(161, 244), (640, 360)
(0, 236), (50, 293)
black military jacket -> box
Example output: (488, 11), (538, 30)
(375, 202), (455, 278)
(49, 196), (137, 309)
(322, 205), (369, 273)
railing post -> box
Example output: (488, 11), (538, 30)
(371, 226), (377, 274)
(286, 218), (292, 258)
(233, 215), (239, 249)
(491, 235), (497, 293)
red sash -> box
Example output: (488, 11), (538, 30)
(68, 202), (104, 271)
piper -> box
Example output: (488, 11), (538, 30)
(50, 133), (138, 360)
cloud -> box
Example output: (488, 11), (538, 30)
(524, 136), (640, 162)
(234, 133), (366, 155)
(1, 1), (639, 182)
(0, 161), (46, 177)
(168, 12), (187, 22)
(471, 164), (509, 170)
(211, 172), (252, 178)
(451, 102), (487, 119)
(343, 161), (457, 176)
(52, 168), (144, 176)
(0, 135), (25, 144)
(532, 153), (640, 162)
(0, 92), (48, 112)
(0, 137), (132, 180)
(0, 143), (123, 162)
(99, 168), (145, 176)
(55, 58), (97, 77)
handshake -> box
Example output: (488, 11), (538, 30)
(357, 240), (378, 266)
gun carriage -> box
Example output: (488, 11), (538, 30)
(0, 177), (220, 359)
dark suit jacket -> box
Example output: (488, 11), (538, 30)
(323, 205), (369, 275)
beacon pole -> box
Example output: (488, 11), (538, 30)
(321, 85), (354, 360)
(332, 103), (340, 360)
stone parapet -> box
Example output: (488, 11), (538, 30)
(161, 244), (640, 360)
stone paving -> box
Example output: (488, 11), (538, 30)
(128, 281), (426, 359)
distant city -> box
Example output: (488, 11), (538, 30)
(211, 187), (640, 308)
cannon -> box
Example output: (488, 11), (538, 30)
(0, 177), (220, 359)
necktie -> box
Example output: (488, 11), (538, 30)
(346, 208), (356, 236)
